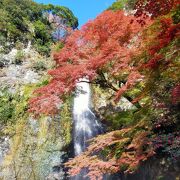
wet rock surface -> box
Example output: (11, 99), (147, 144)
(0, 49), (44, 91)
(0, 48), (66, 180)
(0, 136), (9, 164)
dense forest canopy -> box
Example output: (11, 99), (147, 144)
(0, 0), (78, 55)
(29, 0), (180, 179)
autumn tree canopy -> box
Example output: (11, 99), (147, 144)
(29, 10), (152, 115)
(29, 1), (180, 179)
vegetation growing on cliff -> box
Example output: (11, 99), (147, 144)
(0, 1), (77, 178)
(0, 75), (73, 179)
(0, 0), (78, 55)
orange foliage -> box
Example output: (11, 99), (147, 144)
(65, 122), (155, 180)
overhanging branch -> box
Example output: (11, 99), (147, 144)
(79, 72), (141, 109)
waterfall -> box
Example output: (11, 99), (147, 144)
(73, 78), (103, 156)
(71, 78), (103, 179)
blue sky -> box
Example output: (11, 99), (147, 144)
(35, 0), (115, 28)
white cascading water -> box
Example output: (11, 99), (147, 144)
(73, 78), (103, 157)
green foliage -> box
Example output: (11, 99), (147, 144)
(37, 78), (50, 86)
(15, 41), (24, 50)
(34, 20), (51, 43)
(0, 0), (78, 55)
(0, 41), (11, 54)
(107, 0), (137, 11)
(0, 89), (15, 124)
(105, 110), (135, 130)
(34, 42), (51, 56)
(0, 85), (32, 125)
(172, 5), (180, 24)
(32, 60), (47, 71)
(0, 83), (41, 126)
(14, 50), (25, 64)
(108, 0), (128, 10)
(52, 41), (64, 52)
(30, 56), (55, 72)
(60, 96), (73, 146)
(157, 176), (164, 180)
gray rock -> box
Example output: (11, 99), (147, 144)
(0, 136), (10, 165)
(46, 172), (65, 180)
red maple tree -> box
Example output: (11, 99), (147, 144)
(29, 10), (152, 115)
(28, 3), (180, 180)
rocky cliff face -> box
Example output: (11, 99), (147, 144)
(0, 47), (71, 180)
(92, 85), (137, 131)
(0, 45), (51, 89)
